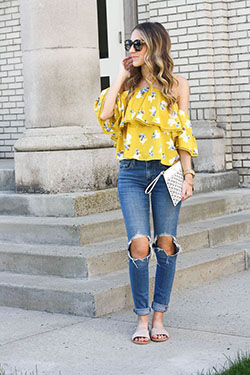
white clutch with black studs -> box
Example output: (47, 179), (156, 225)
(145, 161), (184, 206)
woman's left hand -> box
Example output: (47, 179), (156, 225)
(181, 179), (193, 201)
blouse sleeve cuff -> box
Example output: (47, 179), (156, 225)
(93, 88), (123, 137)
(175, 109), (198, 157)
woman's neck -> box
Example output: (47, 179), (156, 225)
(141, 65), (154, 82)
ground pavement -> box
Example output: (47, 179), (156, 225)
(0, 269), (249, 375)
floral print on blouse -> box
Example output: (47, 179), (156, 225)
(94, 85), (198, 166)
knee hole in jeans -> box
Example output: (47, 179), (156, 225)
(156, 235), (177, 256)
(129, 236), (150, 259)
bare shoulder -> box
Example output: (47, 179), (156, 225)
(175, 75), (188, 85)
(175, 75), (189, 97)
(174, 75), (190, 112)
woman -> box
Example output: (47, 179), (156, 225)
(94, 22), (198, 344)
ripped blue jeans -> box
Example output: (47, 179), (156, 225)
(118, 159), (182, 316)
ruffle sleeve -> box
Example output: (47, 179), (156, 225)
(93, 88), (127, 143)
(173, 106), (198, 157)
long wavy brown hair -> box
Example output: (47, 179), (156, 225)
(125, 22), (178, 111)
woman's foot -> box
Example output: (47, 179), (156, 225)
(151, 311), (169, 342)
(132, 315), (150, 344)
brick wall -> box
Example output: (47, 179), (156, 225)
(138, 0), (150, 21)
(228, 0), (250, 185)
(0, 0), (24, 158)
(137, 0), (250, 185)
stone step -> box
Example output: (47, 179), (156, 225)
(0, 189), (119, 217)
(0, 241), (91, 279)
(1, 202), (250, 246)
(0, 170), (15, 192)
(179, 188), (250, 224)
(0, 239), (127, 279)
(0, 171), (239, 217)
(1, 208), (250, 278)
(0, 239), (248, 317)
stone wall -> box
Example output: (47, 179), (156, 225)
(0, 0), (24, 158)
(137, 0), (250, 184)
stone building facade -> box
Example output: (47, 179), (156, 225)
(0, 0), (249, 189)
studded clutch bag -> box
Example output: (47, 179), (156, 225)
(145, 161), (184, 206)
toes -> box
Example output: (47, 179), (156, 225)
(152, 334), (167, 339)
(134, 336), (149, 343)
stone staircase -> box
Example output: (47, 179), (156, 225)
(0, 161), (249, 317)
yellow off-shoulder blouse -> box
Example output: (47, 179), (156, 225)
(94, 85), (198, 166)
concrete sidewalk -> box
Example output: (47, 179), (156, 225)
(0, 269), (250, 375)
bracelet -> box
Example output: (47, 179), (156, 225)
(183, 169), (195, 178)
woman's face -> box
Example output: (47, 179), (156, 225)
(129, 29), (147, 67)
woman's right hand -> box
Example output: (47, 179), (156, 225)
(119, 56), (133, 80)
(100, 57), (133, 121)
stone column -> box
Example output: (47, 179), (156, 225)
(14, 0), (118, 193)
(124, 0), (138, 40)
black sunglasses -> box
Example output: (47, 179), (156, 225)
(124, 39), (145, 52)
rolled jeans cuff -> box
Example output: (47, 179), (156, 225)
(133, 307), (151, 316)
(151, 301), (168, 313)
